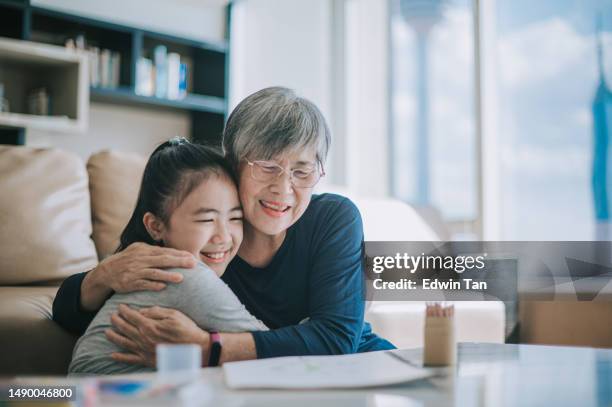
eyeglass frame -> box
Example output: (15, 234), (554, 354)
(244, 158), (326, 188)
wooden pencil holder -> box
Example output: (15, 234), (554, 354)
(423, 313), (457, 366)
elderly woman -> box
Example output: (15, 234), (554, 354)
(53, 87), (394, 367)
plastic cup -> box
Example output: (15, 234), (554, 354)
(156, 344), (202, 375)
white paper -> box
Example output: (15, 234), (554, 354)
(223, 351), (433, 389)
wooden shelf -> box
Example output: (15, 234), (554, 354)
(90, 87), (225, 114)
(0, 112), (81, 132)
(0, 35), (85, 64)
(138, 28), (227, 54)
(0, 37), (88, 134)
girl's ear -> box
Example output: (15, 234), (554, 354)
(143, 212), (165, 242)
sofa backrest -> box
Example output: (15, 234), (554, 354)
(0, 146), (98, 285)
(319, 185), (440, 241)
(87, 151), (146, 259)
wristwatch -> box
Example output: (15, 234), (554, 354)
(207, 332), (222, 367)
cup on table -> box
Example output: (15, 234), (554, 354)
(156, 344), (202, 375)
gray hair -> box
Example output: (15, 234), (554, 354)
(222, 87), (331, 171)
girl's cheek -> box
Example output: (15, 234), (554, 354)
(232, 224), (244, 244)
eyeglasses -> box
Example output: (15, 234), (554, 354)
(245, 159), (325, 188)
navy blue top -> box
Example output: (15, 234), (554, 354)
(52, 193), (395, 358)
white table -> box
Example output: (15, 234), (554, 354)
(10, 343), (612, 407)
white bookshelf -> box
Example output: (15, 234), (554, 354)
(0, 37), (88, 133)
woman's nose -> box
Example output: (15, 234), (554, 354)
(269, 170), (293, 194)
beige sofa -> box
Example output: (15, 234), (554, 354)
(0, 145), (607, 376)
(0, 146), (145, 375)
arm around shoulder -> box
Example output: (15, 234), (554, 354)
(52, 270), (101, 335)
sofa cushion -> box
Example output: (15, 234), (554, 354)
(0, 146), (98, 284)
(87, 150), (146, 259)
(0, 286), (77, 375)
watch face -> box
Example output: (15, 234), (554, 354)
(209, 341), (222, 367)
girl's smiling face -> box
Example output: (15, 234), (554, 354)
(147, 173), (243, 276)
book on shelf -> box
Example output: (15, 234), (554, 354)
(111, 52), (121, 89)
(67, 36), (194, 99)
(137, 47), (190, 100)
(65, 35), (120, 89)
(100, 49), (110, 88)
(98, 50), (120, 88)
(179, 62), (187, 99)
(183, 57), (193, 95)
(89, 47), (100, 87)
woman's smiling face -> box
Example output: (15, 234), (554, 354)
(238, 148), (318, 238)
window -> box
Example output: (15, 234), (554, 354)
(390, 0), (478, 239)
(389, 0), (611, 240)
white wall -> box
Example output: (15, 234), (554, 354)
(28, 103), (190, 160)
(344, 0), (390, 197)
(229, 0), (331, 115)
(25, 0), (226, 161)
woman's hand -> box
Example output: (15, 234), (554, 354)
(106, 304), (210, 367)
(80, 243), (196, 311)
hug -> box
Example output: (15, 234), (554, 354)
(52, 86), (395, 374)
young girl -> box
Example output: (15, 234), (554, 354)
(69, 138), (267, 375)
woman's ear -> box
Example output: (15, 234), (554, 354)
(143, 212), (165, 242)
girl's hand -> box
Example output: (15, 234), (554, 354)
(106, 304), (210, 367)
(81, 243), (196, 311)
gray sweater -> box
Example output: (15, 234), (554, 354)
(69, 261), (268, 375)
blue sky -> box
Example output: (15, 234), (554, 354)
(497, 0), (612, 35)
(496, 0), (611, 239)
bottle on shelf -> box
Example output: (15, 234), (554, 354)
(135, 57), (154, 96)
(27, 87), (51, 116)
(154, 45), (168, 98)
(167, 52), (181, 100)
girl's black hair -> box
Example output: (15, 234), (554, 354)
(117, 139), (236, 252)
